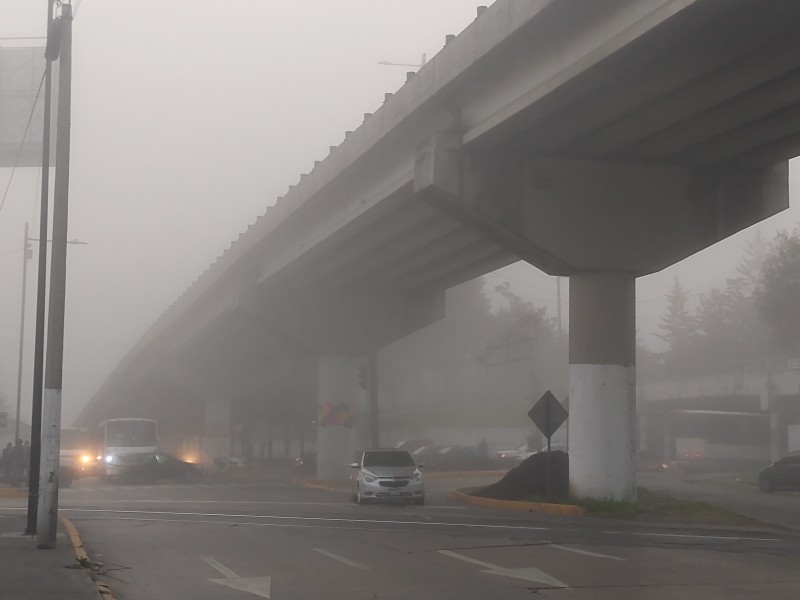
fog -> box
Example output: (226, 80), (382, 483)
(2, 0), (800, 431)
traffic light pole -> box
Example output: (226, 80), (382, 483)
(37, 3), (71, 549)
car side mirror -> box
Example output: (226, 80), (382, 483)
(349, 462), (360, 469)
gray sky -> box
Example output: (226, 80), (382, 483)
(2, 0), (800, 427)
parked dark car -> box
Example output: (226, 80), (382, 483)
(415, 445), (500, 471)
(759, 451), (800, 493)
(127, 452), (204, 482)
(292, 452), (317, 477)
(394, 439), (434, 453)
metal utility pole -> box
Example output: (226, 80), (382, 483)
(556, 276), (563, 335)
(25, 0), (55, 537)
(37, 2), (71, 549)
(14, 223), (31, 443)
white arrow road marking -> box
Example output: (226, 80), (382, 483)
(200, 556), (272, 598)
(313, 548), (369, 569)
(438, 549), (568, 588)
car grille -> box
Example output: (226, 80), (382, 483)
(379, 479), (409, 488)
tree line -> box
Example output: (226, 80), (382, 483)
(656, 228), (800, 374)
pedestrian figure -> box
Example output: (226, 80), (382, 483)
(22, 440), (31, 483)
(10, 439), (23, 486)
(1, 442), (11, 481)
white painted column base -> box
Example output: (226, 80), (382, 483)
(203, 400), (231, 463)
(569, 364), (636, 502)
(37, 387), (62, 548)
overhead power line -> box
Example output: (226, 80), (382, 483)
(0, 68), (47, 218)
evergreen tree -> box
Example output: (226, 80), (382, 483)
(656, 278), (696, 351)
(756, 228), (800, 352)
(735, 229), (768, 293)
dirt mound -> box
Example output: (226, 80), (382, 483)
(473, 451), (569, 500)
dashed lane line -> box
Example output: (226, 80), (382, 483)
(313, 548), (370, 569)
(547, 543), (625, 561)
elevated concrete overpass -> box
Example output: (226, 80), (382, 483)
(78, 0), (800, 500)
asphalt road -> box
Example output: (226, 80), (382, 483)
(3, 474), (800, 599)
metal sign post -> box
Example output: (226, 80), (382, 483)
(528, 391), (568, 500)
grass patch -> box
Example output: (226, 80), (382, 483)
(516, 487), (754, 524)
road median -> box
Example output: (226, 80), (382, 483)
(451, 488), (587, 516)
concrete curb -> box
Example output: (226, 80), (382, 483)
(0, 487), (27, 498)
(296, 479), (348, 492)
(59, 514), (117, 599)
(450, 488), (587, 516)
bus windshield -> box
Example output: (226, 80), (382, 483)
(61, 428), (89, 451)
(105, 420), (157, 448)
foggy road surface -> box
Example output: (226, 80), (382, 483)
(3, 477), (800, 599)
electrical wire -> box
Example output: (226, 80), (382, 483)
(0, 68), (46, 218)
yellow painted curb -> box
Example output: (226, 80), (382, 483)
(451, 489), (587, 516)
(59, 514), (118, 599)
(0, 487), (27, 498)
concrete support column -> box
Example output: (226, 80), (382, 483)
(202, 400), (231, 463)
(317, 356), (358, 480)
(569, 272), (636, 501)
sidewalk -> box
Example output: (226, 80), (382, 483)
(639, 471), (800, 531)
(0, 497), (99, 599)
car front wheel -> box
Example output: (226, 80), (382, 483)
(759, 478), (774, 494)
(356, 485), (368, 505)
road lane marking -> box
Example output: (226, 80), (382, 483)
(44, 508), (784, 541)
(201, 556), (272, 598)
(7, 507), (782, 543)
(604, 530), (782, 542)
(313, 548), (369, 569)
(547, 543), (625, 561)
(57, 507), (551, 531)
(438, 549), (568, 588)
(201, 555), (239, 578)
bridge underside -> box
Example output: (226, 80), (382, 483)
(78, 0), (800, 500)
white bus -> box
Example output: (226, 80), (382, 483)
(99, 418), (158, 478)
(668, 410), (770, 471)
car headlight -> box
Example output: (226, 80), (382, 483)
(411, 471), (422, 482)
(105, 455), (115, 464)
(80, 454), (91, 464)
(362, 472), (377, 483)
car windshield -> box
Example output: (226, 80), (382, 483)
(363, 451), (415, 468)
